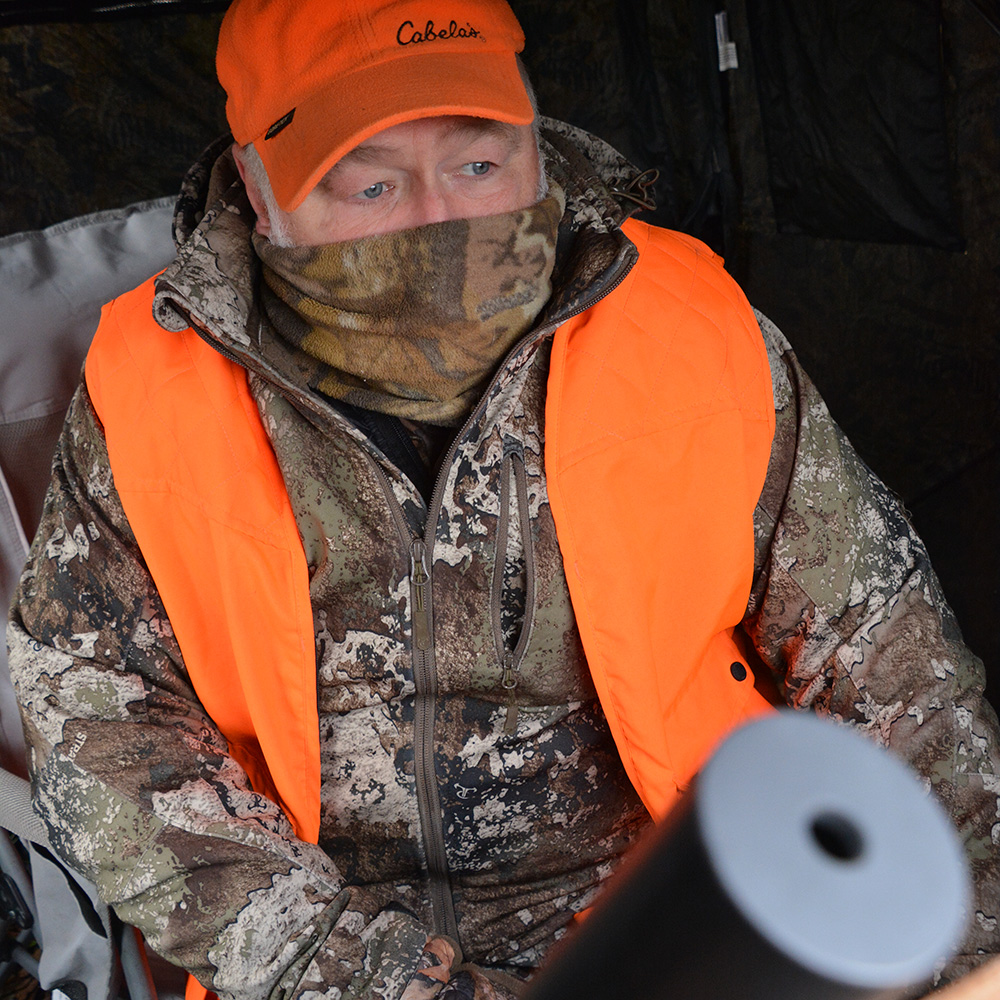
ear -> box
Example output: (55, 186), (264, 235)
(231, 142), (274, 238)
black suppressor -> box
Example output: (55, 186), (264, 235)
(525, 711), (969, 1000)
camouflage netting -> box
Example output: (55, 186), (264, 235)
(0, 11), (227, 232)
(719, 0), (1000, 680)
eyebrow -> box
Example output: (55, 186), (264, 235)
(332, 118), (523, 171)
(438, 118), (522, 145)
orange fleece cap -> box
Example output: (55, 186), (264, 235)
(217, 0), (535, 212)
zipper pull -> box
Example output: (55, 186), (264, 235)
(501, 652), (520, 735)
(410, 538), (432, 651)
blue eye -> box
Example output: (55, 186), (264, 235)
(361, 182), (387, 199)
(467, 162), (491, 175)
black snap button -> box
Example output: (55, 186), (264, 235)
(730, 661), (747, 682)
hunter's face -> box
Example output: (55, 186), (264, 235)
(244, 115), (543, 246)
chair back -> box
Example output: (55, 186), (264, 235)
(0, 197), (175, 1000)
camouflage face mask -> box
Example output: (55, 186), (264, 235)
(254, 186), (564, 426)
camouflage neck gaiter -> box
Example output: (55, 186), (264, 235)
(254, 188), (564, 426)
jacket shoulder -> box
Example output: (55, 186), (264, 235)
(86, 275), (242, 419)
(92, 273), (162, 339)
(620, 218), (756, 334)
(554, 219), (775, 442)
(84, 275), (270, 514)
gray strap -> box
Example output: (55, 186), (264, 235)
(0, 767), (48, 846)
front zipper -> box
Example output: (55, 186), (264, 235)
(319, 242), (637, 947)
(407, 536), (458, 942)
(410, 539), (432, 652)
(356, 457), (457, 943)
(491, 445), (537, 736)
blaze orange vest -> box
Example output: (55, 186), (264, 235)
(85, 220), (776, 854)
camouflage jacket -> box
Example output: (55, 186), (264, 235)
(8, 120), (1000, 999)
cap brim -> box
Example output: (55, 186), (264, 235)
(257, 49), (535, 213)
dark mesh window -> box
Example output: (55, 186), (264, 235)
(746, 0), (963, 247)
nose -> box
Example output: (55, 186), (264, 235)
(409, 179), (461, 227)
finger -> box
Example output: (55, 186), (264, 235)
(437, 970), (476, 1000)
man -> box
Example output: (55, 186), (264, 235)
(7, 0), (1000, 998)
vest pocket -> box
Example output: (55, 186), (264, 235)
(491, 442), (537, 735)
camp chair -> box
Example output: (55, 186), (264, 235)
(0, 198), (181, 999)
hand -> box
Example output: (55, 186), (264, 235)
(438, 971), (476, 999)
(441, 967), (510, 1000)
(400, 937), (459, 999)
(400, 939), (510, 1000)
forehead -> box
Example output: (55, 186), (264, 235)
(332, 116), (527, 169)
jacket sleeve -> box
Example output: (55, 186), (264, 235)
(7, 383), (517, 1000)
(744, 312), (1000, 987)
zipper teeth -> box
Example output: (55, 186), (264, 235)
(366, 454), (412, 542)
(413, 645), (457, 939)
(494, 450), (538, 737)
(364, 459), (458, 940)
(490, 453), (514, 664)
(491, 450), (537, 671)
(511, 452), (537, 665)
